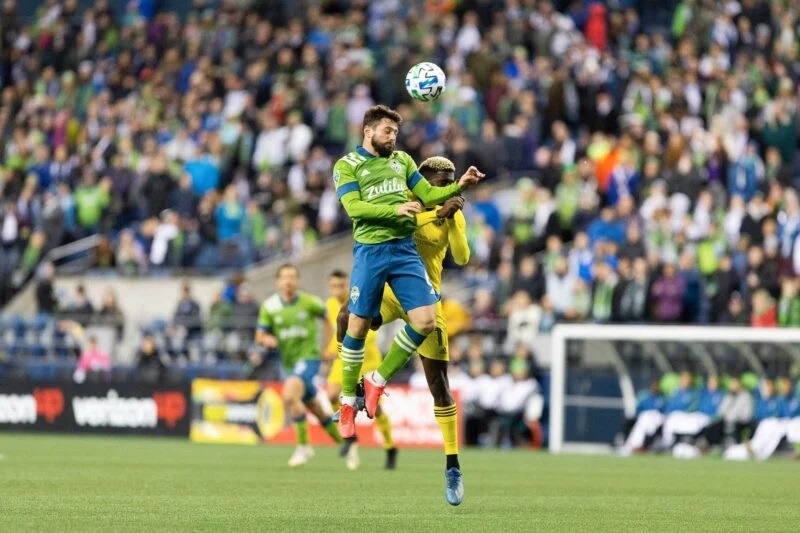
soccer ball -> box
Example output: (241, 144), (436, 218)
(405, 62), (446, 102)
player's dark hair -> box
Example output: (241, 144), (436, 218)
(329, 269), (348, 279)
(276, 263), (298, 277)
(362, 105), (402, 130)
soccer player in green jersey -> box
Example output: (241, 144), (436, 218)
(255, 264), (344, 467)
(334, 105), (482, 503)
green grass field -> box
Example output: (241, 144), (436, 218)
(1, 434), (799, 532)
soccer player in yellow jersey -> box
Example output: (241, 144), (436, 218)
(324, 270), (398, 470)
(336, 156), (470, 505)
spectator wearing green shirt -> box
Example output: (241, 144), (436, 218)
(73, 173), (110, 236)
(779, 278), (800, 328)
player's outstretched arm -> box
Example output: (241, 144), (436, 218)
(410, 166), (484, 207)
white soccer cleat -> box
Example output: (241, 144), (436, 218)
(288, 445), (315, 467)
(345, 443), (360, 471)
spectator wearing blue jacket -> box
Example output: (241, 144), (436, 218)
(665, 371), (697, 414)
(727, 144), (763, 202)
(215, 186), (245, 241)
(697, 376), (725, 417)
(754, 378), (782, 422)
(587, 207), (626, 246)
(662, 372), (714, 448)
(619, 378), (666, 454)
(777, 377), (799, 419)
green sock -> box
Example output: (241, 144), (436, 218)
(323, 417), (344, 444)
(293, 416), (308, 445)
(341, 334), (366, 398)
(377, 324), (428, 382)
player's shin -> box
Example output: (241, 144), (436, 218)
(321, 415), (344, 444)
(376, 324), (428, 383)
(293, 415), (309, 446)
(340, 334), (366, 404)
(375, 408), (395, 450)
(434, 404), (460, 469)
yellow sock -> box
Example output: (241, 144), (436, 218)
(375, 410), (395, 449)
(434, 404), (459, 456)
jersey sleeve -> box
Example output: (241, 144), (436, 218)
(447, 210), (471, 266)
(334, 159), (360, 199)
(398, 151), (462, 206)
(257, 303), (272, 332)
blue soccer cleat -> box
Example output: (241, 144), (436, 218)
(445, 468), (464, 506)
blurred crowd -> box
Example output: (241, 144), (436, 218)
(620, 371), (800, 461)
(2, 0), (800, 340)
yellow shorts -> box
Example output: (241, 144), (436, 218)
(327, 343), (382, 386)
(381, 285), (448, 361)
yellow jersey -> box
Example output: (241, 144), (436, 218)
(325, 296), (382, 363)
(412, 209), (470, 291)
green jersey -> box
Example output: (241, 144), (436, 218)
(334, 146), (463, 244)
(257, 291), (326, 370)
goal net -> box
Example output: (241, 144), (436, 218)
(548, 324), (800, 453)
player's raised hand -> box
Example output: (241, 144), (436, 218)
(396, 201), (422, 218)
(457, 166), (485, 189)
(437, 195), (465, 219)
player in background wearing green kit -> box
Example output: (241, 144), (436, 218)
(334, 105), (483, 504)
(255, 264), (344, 467)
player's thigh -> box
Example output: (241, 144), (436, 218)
(283, 375), (306, 402)
(386, 240), (439, 314)
(418, 302), (448, 361)
(349, 243), (390, 318)
(380, 284), (405, 325)
(292, 359), (321, 403)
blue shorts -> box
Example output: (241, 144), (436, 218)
(283, 359), (321, 403)
(349, 236), (439, 318)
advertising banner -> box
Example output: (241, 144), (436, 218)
(190, 379), (462, 448)
(0, 381), (189, 436)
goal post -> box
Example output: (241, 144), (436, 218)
(549, 324), (800, 454)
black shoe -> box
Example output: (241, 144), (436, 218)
(385, 447), (398, 470)
(339, 436), (357, 457)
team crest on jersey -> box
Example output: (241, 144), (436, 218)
(333, 170), (341, 185)
(350, 286), (360, 304)
(390, 160), (402, 174)
(297, 311), (308, 320)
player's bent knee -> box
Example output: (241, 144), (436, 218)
(347, 313), (371, 338)
(411, 317), (436, 335)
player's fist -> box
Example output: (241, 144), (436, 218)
(396, 201), (422, 218)
(457, 166), (485, 189)
(437, 196), (465, 219)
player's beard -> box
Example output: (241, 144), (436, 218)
(374, 139), (395, 157)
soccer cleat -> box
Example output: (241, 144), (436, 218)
(362, 372), (385, 419)
(345, 442), (360, 471)
(445, 468), (464, 506)
(385, 447), (398, 470)
(338, 403), (356, 438)
(287, 445), (314, 467)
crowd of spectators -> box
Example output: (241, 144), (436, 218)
(4, 0), (800, 377)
